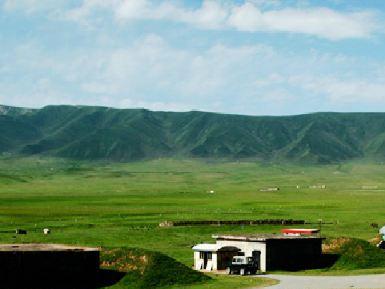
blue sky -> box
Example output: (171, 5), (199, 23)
(1, 0), (385, 115)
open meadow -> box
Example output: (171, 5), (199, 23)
(1, 157), (385, 288)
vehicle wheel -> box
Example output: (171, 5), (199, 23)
(240, 268), (245, 276)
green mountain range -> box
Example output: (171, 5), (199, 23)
(2, 104), (385, 163)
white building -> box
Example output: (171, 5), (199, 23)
(193, 234), (323, 273)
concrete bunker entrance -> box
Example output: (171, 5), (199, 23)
(216, 246), (241, 270)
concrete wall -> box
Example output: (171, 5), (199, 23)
(212, 252), (218, 270)
(193, 251), (201, 270)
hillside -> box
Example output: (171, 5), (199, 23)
(101, 248), (210, 289)
(2, 104), (385, 163)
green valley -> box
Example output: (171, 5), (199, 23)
(1, 157), (385, 288)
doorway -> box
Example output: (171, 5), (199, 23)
(217, 247), (242, 270)
(252, 251), (261, 270)
(200, 252), (212, 269)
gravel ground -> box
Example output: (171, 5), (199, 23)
(262, 274), (385, 289)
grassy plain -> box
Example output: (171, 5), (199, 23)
(1, 157), (385, 287)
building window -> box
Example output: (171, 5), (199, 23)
(199, 252), (213, 260)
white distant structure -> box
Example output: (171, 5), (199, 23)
(43, 228), (50, 235)
(309, 185), (326, 189)
(362, 185), (378, 190)
(259, 187), (279, 192)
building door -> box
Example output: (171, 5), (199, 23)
(200, 252), (212, 270)
(199, 252), (207, 269)
(203, 252), (208, 269)
(252, 251), (261, 270)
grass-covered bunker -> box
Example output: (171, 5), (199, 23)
(0, 244), (100, 288)
(193, 234), (323, 272)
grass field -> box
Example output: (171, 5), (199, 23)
(1, 157), (385, 288)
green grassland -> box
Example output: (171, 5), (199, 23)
(1, 157), (385, 287)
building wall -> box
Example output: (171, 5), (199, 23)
(216, 239), (267, 272)
(193, 251), (201, 270)
(193, 251), (218, 271)
(212, 252), (218, 270)
(266, 239), (322, 271)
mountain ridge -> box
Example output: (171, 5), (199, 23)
(2, 104), (385, 163)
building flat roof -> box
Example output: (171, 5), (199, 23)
(213, 234), (323, 241)
(192, 243), (221, 252)
(192, 243), (242, 252)
(0, 244), (99, 252)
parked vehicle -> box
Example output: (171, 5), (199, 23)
(226, 256), (259, 275)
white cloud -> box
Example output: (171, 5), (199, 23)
(0, 35), (281, 113)
(2, 0), (67, 14)
(2, 34), (385, 114)
(299, 77), (385, 103)
(5, 0), (378, 40)
(229, 5), (375, 40)
(115, 0), (229, 29)
(65, 0), (119, 24)
(112, 0), (378, 40)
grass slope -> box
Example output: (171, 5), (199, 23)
(4, 105), (385, 162)
(329, 238), (385, 270)
(101, 248), (209, 289)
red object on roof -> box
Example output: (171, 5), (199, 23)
(281, 228), (319, 235)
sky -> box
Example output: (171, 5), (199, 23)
(1, 0), (385, 115)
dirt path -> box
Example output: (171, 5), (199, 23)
(262, 274), (385, 289)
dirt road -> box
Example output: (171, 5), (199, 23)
(263, 274), (385, 289)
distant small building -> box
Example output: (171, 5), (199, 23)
(193, 233), (323, 272)
(309, 185), (326, 189)
(362, 185), (378, 190)
(259, 187), (279, 192)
